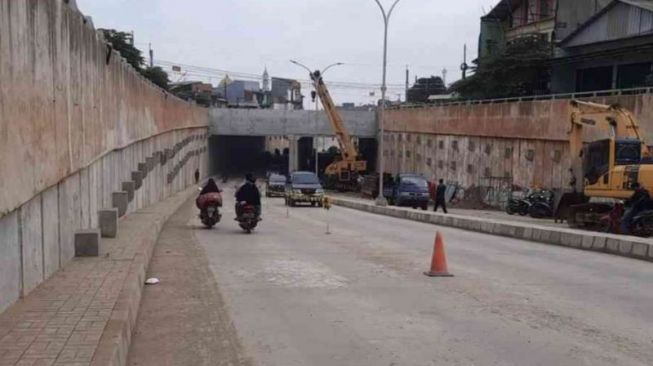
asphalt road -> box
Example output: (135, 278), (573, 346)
(150, 187), (653, 366)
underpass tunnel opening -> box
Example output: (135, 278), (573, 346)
(209, 135), (271, 179)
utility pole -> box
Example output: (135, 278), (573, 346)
(442, 68), (447, 86)
(405, 65), (409, 101)
(461, 44), (469, 80)
(148, 43), (154, 68)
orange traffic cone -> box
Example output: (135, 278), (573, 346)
(424, 231), (454, 277)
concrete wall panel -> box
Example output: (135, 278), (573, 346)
(0, 211), (20, 313)
(58, 173), (81, 264)
(20, 196), (43, 296)
(42, 185), (60, 279)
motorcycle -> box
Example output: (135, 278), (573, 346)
(236, 202), (260, 234)
(196, 191), (223, 229)
(506, 196), (531, 216)
(527, 190), (555, 219)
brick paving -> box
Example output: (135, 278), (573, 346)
(0, 192), (190, 366)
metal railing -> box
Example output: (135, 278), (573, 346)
(392, 86), (653, 110)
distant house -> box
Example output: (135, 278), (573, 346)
(551, 0), (653, 92)
(271, 77), (303, 110)
(169, 81), (214, 107)
(218, 79), (261, 108)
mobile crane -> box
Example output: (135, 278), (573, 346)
(308, 70), (367, 191)
(555, 100), (653, 233)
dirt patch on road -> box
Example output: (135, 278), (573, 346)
(127, 198), (252, 366)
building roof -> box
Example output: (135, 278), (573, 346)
(560, 0), (653, 47)
(482, 0), (523, 21)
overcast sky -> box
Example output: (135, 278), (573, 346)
(76, 0), (497, 106)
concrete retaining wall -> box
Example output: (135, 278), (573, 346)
(0, 128), (208, 312)
(0, 0), (208, 217)
(331, 197), (653, 263)
(382, 93), (653, 205)
(0, 0), (210, 312)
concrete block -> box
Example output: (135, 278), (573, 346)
(606, 238), (620, 253)
(513, 227), (524, 239)
(132, 171), (143, 189)
(99, 209), (118, 238)
(492, 223), (503, 235)
(592, 236), (607, 250)
(581, 235), (594, 249)
(569, 234), (582, 248)
(539, 229), (552, 243)
(42, 186), (60, 278)
(112, 192), (129, 217)
(618, 240), (633, 255)
(0, 211), (21, 312)
(138, 163), (148, 178)
(631, 242), (648, 258)
(649, 244), (653, 260)
(20, 196), (44, 295)
(122, 181), (136, 202)
(74, 230), (100, 257)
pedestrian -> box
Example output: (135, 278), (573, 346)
(433, 179), (448, 214)
(194, 169), (200, 184)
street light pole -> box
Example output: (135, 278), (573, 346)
(373, 0), (400, 206)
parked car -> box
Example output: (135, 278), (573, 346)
(388, 174), (430, 210)
(266, 173), (287, 197)
(285, 171), (324, 207)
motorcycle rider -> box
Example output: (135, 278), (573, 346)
(199, 178), (221, 195)
(235, 173), (261, 219)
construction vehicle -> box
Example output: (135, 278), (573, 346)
(308, 70), (367, 191)
(555, 100), (653, 234)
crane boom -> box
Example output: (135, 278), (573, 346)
(310, 71), (358, 162)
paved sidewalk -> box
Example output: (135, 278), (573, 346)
(0, 188), (193, 366)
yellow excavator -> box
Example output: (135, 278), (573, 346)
(555, 100), (653, 234)
(309, 70), (367, 191)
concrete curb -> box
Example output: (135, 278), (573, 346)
(91, 189), (194, 366)
(330, 197), (653, 263)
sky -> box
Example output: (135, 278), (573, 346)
(76, 0), (498, 107)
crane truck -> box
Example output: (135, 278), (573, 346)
(555, 100), (653, 235)
(308, 70), (367, 191)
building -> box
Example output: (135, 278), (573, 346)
(479, 0), (559, 60)
(271, 77), (303, 110)
(551, 0), (653, 92)
(169, 81), (214, 107)
(218, 79), (261, 108)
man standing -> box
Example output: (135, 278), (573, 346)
(433, 179), (448, 214)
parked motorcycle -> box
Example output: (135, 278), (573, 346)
(196, 191), (223, 229)
(506, 197), (531, 216)
(527, 190), (555, 218)
(236, 202), (260, 234)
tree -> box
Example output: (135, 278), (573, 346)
(99, 29), (144, 71)
(450, 36), (552, 100)
(407, 76), (447, 103)
(143, 66), (170, 90)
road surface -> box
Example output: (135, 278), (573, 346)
(130, 188), (653, 366)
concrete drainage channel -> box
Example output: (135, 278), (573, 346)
(330, 197), (653, 263)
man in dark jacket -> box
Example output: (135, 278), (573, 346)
(621, 183), (650, 234)
(235, 173), (261, 217)
(433, 179), (448, 214)
(199, 178), (220, 195)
